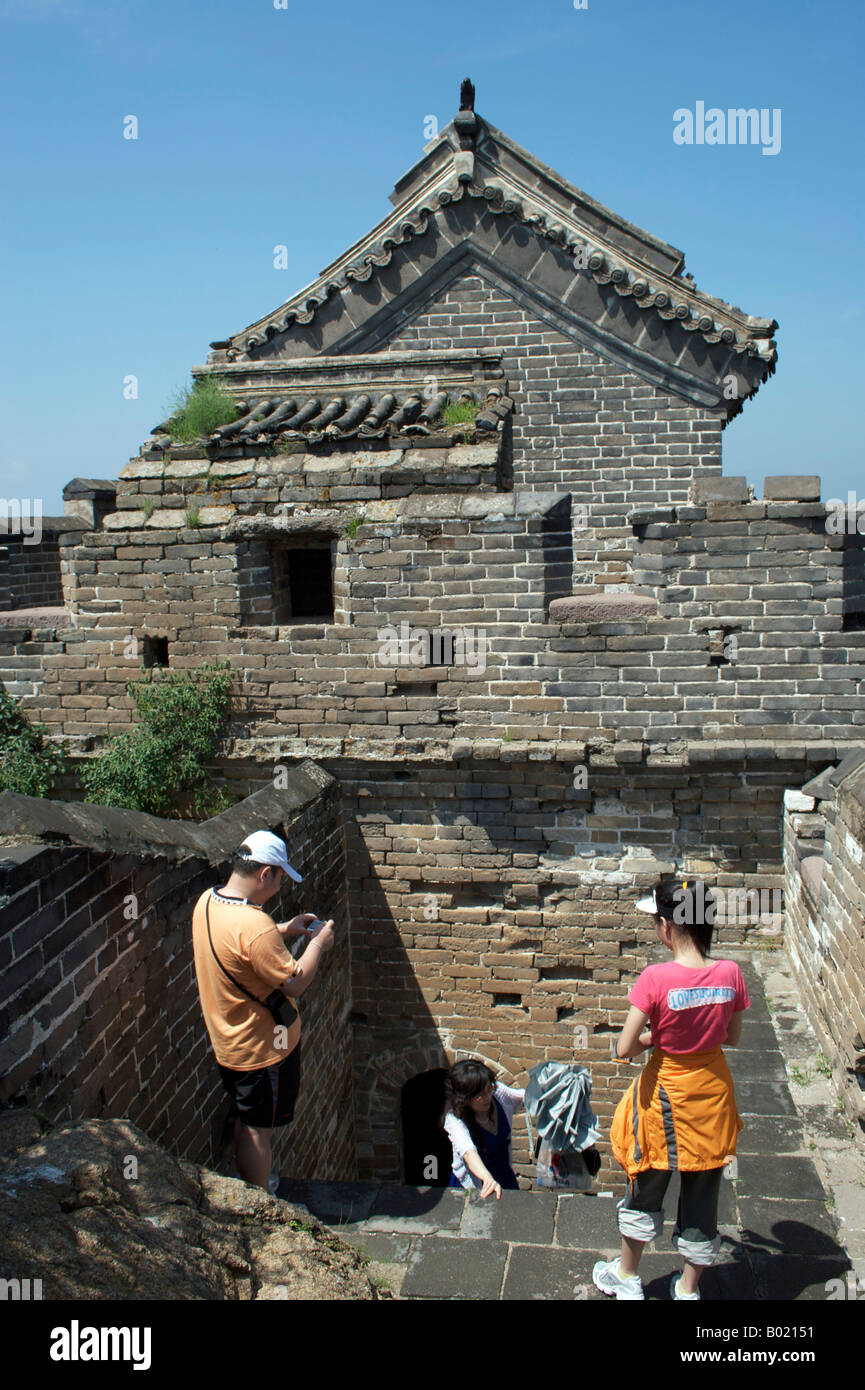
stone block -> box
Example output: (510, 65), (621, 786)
(401, 1236), (508, 1300)
(349, 450), (403, 472)
(549, 594), (658, 622)
(799, 855), (825, 898)
(119, 460), (165, 480)
(763, 475), (821, 501)
(164, 459), (209, 479)
(447, 444), (499, 470)
(210, 460), (256, 479)
(141, 509), (187, 529)
(303, 458), (346, 474)
(801, 768), (836, 800)
(693, 477), (749, 504)
(401, 450), (446, 471)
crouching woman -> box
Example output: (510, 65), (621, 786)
(442, 1059), (525, 1200)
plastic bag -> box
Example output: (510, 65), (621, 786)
(535, 1142), (593, 1190)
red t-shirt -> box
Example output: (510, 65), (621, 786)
(628, 958), (750, 1054)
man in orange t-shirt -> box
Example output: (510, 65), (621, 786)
(192, 830), (334, 1190)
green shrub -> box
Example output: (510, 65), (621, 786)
(0, 688), (67, 796)
(165, 377), (238, 444)
(81, 663), (234, 819)
(441, 396), (480, 427)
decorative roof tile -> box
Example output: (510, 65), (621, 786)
(211, 111), (777, 379)
(148, 384), (513, 452)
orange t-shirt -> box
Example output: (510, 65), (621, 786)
(192, 887), (301, 1070)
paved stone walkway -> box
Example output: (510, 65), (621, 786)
(280, 951), (861, 1300)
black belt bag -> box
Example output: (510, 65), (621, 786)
(206, 896), (299, 1031)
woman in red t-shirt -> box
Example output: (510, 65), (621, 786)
(593, 879), (750, 1302)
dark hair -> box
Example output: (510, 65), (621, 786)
(652, 877), (716, 957)
(442, 1059), (497, 1155)
(230, 853), (276, 877)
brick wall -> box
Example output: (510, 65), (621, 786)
(28, 491), (865, 752)
(0, 529), (65, 610)
(20, 309), (861, 753)
(323, 754), (791, 1183)
(0, 618), (72, 705)
(382, 272), (727, 593)
(625, 494), (865, 745)
(0, 779), (356, 1179)
(783, 761), (865, 1125)
(386, 273), (725, 506)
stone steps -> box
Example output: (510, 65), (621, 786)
(277, 955), (855, 1300)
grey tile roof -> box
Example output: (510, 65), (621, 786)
(157, 385), (513, 450)
(212, 111), (777, 375)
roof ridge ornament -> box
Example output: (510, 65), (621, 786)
(454, 76), (479, 152)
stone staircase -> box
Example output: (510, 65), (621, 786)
(279, 953), (860, 1300)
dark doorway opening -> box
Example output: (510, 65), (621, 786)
(400, 1068), (451, 1186)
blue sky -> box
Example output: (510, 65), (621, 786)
(1, 0), (862, 513)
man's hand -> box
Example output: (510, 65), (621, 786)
(315, 920), (335, 952)
(276, 913), (319, 939)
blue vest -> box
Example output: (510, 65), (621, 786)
(450, 1099), (519, 1189)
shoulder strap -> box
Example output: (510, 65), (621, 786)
(205, 893), (266, 1007)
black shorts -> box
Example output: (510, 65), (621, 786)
(218, 1040), (301, 1130)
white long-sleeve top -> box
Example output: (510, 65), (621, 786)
(443, 1082), (526, 1189)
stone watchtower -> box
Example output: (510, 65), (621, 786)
(27, 85), (865, 1178)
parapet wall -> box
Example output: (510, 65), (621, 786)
(0, 519), (86, 612)
(783, 752), (865, 1125)
(18, 463), (865, 758)
(0, 767), (356, 1178)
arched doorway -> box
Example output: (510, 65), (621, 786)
(400, 1068), (452, 1186)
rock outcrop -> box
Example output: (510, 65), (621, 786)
(0, 1110), (379, 1300)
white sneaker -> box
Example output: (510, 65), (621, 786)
(592, 1258), (645, 1300)
(670, 1272), (700, 1301)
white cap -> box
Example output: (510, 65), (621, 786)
(635, 892), (658, 914)
(237, 830), (303, 882)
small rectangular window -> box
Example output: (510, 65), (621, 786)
(237, 534), (336, 625)
(142, 635), (169, 667)
(276, 545), (334, 622)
